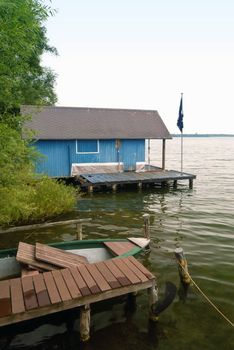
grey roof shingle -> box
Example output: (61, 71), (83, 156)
(22, 106), (172, 140)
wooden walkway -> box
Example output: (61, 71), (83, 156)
(0, 256), (156, 331)
(77, 169), (196, 192)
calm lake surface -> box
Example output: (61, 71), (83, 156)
(0, 137), (234, 350)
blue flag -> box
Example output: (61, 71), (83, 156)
(177, 95), (184, 132)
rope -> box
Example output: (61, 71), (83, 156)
(178, 261), (234, 328)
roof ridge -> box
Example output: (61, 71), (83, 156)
(22, 105), (158, 113)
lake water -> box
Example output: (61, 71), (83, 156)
(0, 137), (234, 350)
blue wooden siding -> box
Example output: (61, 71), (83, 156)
(35, 139), (145, 177)
(119, 140), (145, 171)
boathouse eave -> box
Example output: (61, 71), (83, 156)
(30, 136), (173, 141)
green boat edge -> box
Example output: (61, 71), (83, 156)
(0, 238), (145, 259)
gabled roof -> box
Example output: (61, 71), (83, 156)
(22, 106), (172, 140)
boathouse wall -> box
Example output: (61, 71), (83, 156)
(35, 139), (145, 177)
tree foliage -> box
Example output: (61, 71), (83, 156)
(0, 0), (57, 126)
(0, 1), (77, 226)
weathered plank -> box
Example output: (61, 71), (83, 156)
(104, 241), (136, 256)
(16, 242), (58, 271)
(51, 270), (72, 302)
(78, 265), (100, 294)
(0, 280), (11, 317)
(121, 257), (148, 282)
(112, 258), (141, 284)
(95, 261), (121, 289)
(69, 267), (91, 296)
(33, 273), (51, 307)
(128, 256), (155, 279)
(104, 260), (130, 286)
(35, 243), (88, 269)
(61, 269), (82, 299)
(85, 264), (111, 292)
(10, 278), (25, 314)
(43, 272), (61, 304)
(21, 276), (38, 310)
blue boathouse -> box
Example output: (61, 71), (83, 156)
(22, 106), (172, 177)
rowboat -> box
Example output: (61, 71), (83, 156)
(0, 237), (150, 280)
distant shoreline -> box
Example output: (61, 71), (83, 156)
(172, 134), (234, 137)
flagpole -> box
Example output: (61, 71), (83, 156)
(181, 129), (183, 173)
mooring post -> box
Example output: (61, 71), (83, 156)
(88, 185), (93, 194)
(173, 180), (177, 189)
(80, 304), (91, 342)
(143, 213), (150, 239)
(174, 247), (191, 285)
(76, 223), (83, 240)
(112, 184), (117, 192)
(138, 182), (142, 191)
(189, 179), (193, 189)
(148, 284), (159, 321)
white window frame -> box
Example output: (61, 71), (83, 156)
(76, 140), (100, 154)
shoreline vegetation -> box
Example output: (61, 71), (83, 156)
(0, 0), (77, 227)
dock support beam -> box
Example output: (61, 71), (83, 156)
(174, 248), (191, 285)
(148, 285), (159, 321)
(88, 185), (93, 194)
(112, 184), (117, 192)
(173, 180), (177, 189)
(162, 139), (166, 170)
(189, 179), (193, 189)
(148, 139), (151, 166)
(138, 182), (142, 191)
(80, 304), (91, 342)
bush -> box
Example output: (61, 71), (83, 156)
(0, 177), (77, 226)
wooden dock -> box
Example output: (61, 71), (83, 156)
(0, 256), (157, 341)
(77, 168), (196, 192)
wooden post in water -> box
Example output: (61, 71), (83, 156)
(162, 139), (166, 170)
(189, 179), (193, 189)
(76, 223), (83, 240)
(143, 213), (150, 239)
(112, 184), (117, 192)
(88, 185), (93, 194)
(173, 180), (177, 189)
(148, 284), (159, 321)
(80, 304), (91, 342)
(174, 247), (191, 285)
(138, 182), (142, 191)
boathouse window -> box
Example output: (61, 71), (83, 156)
(76, 140), (99, 154)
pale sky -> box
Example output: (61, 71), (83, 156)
(42, 0), (234, 134)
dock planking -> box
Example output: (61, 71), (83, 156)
(78, 168), (196, 192)
(0, 256), (156, 328)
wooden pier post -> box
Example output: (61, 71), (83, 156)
(174, 247), (191, 285)
(80, 304), (91, 342)
(189, 179), (193, 189)
(173, 180), (177, 189)
(112, 184), (117, 192)
(88, 185), (93, 194)
(76, 223), (83, 240)
(138, 182), (142, 191)
(162, 139), (166, 170)
(148, 285), (159, 321)
(143, 213), (150, 239)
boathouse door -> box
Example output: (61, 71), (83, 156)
(120, 140), (137, 171)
